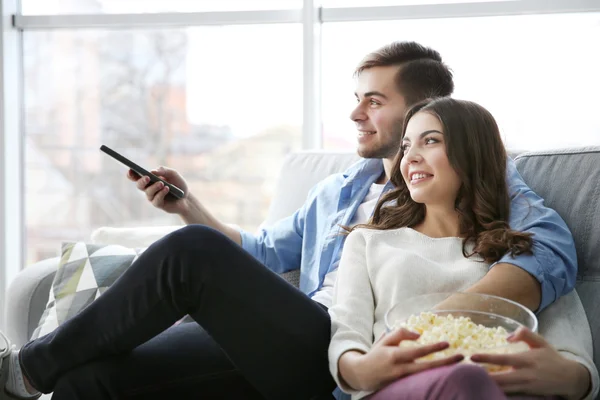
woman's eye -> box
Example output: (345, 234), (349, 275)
(425, 138), (439, 145)
(401, 144), (409, 152)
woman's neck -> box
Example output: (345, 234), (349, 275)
(413, 205), (461, 238)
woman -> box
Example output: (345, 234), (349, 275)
(328, 97), (598, 400)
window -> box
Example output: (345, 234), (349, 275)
(22, 0), (301, 14)
(322, 0), (515, 7)
(322, 13), (600, 152)
(24, 24), (302, 264)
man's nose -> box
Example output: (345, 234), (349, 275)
(350, 103), (366, 122)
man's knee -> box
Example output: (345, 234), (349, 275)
(157, 224), (241, 283)
(165, 225), (233, 254)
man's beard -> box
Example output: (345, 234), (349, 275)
(358, 142), (398, 159)
(357, 119), (404, 159)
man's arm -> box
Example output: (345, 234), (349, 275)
(464, 263), (541, 311)
(180, 192), (242, 245)
(238, 177), (335, 274)
(464, 158), (577, 312)
(238, 209), (305, 274)
(129, 167), (244, 244)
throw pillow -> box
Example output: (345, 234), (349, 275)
(31, 242), (146, 340)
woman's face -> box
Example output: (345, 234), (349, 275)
(400, 111), (461, 208)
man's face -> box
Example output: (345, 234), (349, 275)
(350, 65), (408, 160)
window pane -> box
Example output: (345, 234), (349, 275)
(24, 25), (302, 264)
(323, 0), (514, 7)
(22, 0), (301, 15)
(322, 13), (600, 152)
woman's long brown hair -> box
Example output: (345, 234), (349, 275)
(348, 97), (532, 263)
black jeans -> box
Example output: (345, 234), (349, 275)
(20, 225), (336, 400)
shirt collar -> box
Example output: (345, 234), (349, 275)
(342, 158), (385, 181)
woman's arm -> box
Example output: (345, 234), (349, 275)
(471, 291), (599, 400)
(471, 328), (592, 400)
(337, 329), (462, 393)
(559, 355), (592, 400)
(328, 230), (376, 393)
(329, 230), (463, 395)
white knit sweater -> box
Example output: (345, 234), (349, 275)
(328, 227), (599, 400)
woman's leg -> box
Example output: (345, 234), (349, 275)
(20, 225), (334, 399)
(370, 364), (508, 400)
(369, 364), (564, 400)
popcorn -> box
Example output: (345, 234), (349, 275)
(395, 311), (529, 371)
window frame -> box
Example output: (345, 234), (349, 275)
(1, 0), (599, 328)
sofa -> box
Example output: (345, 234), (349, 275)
(5, 147), (600, 399)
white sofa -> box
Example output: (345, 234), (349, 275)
(5, 147), (600, 400)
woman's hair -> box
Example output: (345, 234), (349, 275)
(348, 97), (533, 263)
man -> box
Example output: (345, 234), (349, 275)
(0, 42), (576, 400)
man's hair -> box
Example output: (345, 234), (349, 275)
(355, 41), (454, 105)
(348, 97), (533, 263)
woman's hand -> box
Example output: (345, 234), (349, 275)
(471, 327), (591, 400)
(338, 328), (464, 392)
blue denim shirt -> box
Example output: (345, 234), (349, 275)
(240, 157), (576, 312)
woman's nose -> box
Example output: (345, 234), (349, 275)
(404, 146), (422, 163)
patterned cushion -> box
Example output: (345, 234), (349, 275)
(31, 242), (145, 340)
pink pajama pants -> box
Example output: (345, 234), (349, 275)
(369, 364), (562, 400)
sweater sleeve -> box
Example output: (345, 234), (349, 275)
(328, 230), (375, 395)
(537, 291), (599, 400)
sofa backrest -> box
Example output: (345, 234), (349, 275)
(263, 150), (360, 226)
(514, 146), (600, 365)
(264, 150), (524, 226)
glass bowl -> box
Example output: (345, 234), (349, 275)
(384, 292), (537, 370)
(385, 292), (538, 334)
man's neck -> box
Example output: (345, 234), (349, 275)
(376, 157), (395, 184)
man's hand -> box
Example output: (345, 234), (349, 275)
(338, 328), (463, 392)
(471, 327), (591, 400)
(128, 166), (190, 215)
(128, 166), (242, 245)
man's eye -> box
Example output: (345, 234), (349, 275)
(369, 99), (379, 106)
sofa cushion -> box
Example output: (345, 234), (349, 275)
(514, 146), (600, 364)
(31, 242), (145, 340)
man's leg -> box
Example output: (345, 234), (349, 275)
(20, 225), (335, 399)
(51, 322), (264, 400)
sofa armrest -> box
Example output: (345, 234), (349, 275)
(91, 224), (242, 248)
(91, 225), (184, 248)
(6, 257), (60, 347)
